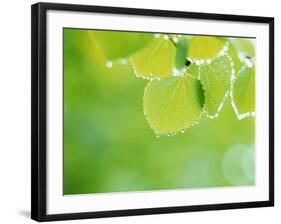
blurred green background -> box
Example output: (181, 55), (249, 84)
(63, 29), (255, 195)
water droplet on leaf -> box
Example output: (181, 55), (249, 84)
(106, 60), (113, 68)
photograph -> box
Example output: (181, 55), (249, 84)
(63, 29), (256, 195)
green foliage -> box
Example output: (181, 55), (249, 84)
(63, 29), (256, 194)
(130, 35), (176, 79)
(229, 38), (255, 58)
(199, 55), (233, 117)
(67, 30), (255, 136)
(143, 76), (204, 135)
(232, 64), (255, 114)
(89, 30), (154, 60)
(128, 34), (255, 134)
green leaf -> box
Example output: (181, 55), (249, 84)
(175, 37), (188, 70)
(89, 30), (154, 60)
(130, 35), (176, 79)
(143, 76), (204, 136)
(229, 38), (255, 58)
(232, 64), (255, 116)
(188, 36), (226, 60)
(199, 54), (233, 117)
(186, 63), (200, 79)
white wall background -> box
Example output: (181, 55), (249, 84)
(0, 0), (279, 223)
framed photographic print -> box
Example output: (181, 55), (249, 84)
(31, 2), (274, 222)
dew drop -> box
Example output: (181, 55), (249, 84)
(119, 58), (127, 65)
(173, 68), (183, 77)
(172, 37), (178, 43)
(245, 58), (253, 68)
(154, 33), (160, 38)
(238, 52), (246, 61)
(223, 45), (228, 52)
(219, 51), (225, 56)
(106, 60), (113, 68)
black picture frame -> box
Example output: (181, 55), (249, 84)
(31, 2), (274, 222)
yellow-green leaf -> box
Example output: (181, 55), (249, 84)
(199, 55), (232, 117)
(130, 35), (176, 79)
(232, 64), (255, 116)
(229, 38), (255, 58)
(186, 63), (200, 79)
(143, 76), (204, 136)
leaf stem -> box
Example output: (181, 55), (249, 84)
(168, 34), (177, 47)
(168, 34), (191, 68)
